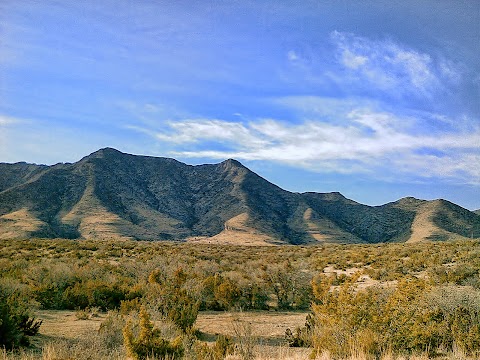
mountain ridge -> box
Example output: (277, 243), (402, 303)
(1, 148), (479, 244)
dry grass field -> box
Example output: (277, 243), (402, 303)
(3, 309), (473, 360)
(31, 310), (306, 346)
(3, 309), (311, 359)
(1, 239), (480, 359)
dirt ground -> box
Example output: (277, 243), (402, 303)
(34, 309), (308, 345)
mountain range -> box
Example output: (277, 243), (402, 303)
(0, 148), (479, 245)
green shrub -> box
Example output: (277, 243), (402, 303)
(63, 280), (128, 310)
(123, 306), (183, 360)
(238, 283), (269, 310)
(427, 285), (480, 353)
(165, 289), (199, 333)
(0, 285), (42, 349)
(263, 260), (312, 310)
(200, 274), (270, 311)
(34, 283), (71, 309)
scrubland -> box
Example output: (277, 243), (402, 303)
(1, 239), (480, 359)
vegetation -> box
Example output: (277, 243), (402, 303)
(0, 239), (480, 359)
(0, 283), (42, 349)
(309, 275), (480, 357)
(123, 306), (184, 359)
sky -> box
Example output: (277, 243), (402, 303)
(0, 0), (479, 210)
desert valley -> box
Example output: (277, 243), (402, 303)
(1, 1), (479, 359)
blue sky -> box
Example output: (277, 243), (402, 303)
(1, 0), (479, 209)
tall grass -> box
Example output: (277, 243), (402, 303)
(1, 344), (477, 360)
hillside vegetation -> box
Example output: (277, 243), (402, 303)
(1, 239), (480, 359)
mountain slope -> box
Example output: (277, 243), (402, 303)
(0, 162), (47, 192)
(0, 148), (479, 244)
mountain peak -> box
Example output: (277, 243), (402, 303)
(219, 158), (245, 171)
(79, 148), (125, 163)
(303, 191), (347, 200)
(396, 196), (425, 204)
(91, 147), (123, 156)
(221, 158), (243, 166)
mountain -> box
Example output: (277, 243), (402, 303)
(0, 148), (479, 244)
(475, 210), (480, 215)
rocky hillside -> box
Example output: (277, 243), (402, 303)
(0, 148), (479, 244)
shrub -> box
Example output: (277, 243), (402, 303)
(285, 314), (315, 347)
(214, 277), (241, 310)
(231, 316), (256, 360)
(200, 274), (269, 311)
(165, 289), (199, 333)
(75, 308), (90, 320)
(34, 283), (71, 309)
(98, 310), (126, 350)
(148, 267), (199, 332)
(237, 283), (269, 310)
(194, 335), (234, 360)
(123, 306), (183, 360)
(427, 285), (480, 353)
(0, 285), (42, 349)
(310, 276), (480, 357)
(263, 260), (312, 310)
(63, 281), (128, 310)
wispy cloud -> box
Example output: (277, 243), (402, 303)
(128, 119), (270, 149)
(129, 106), (480, 184)
(0, 115), (22, 126)
(330, 31), (461, 98)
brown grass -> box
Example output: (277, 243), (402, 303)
(188, 213), (280, 246)
(32, 309), (307, 344)
(196, 311), (307, 345)
(34, 310), (106, 341)
(0, 209), (46, 240)
(2, 309), (478, 360)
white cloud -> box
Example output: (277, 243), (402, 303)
(160, 119), (271, 149)
(341, 49), (368, 69)
(330, 31), (461, 98)
(395, 153), (480, 185)
(438, 58), (462, 83)
(131, 107), (480, 184)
